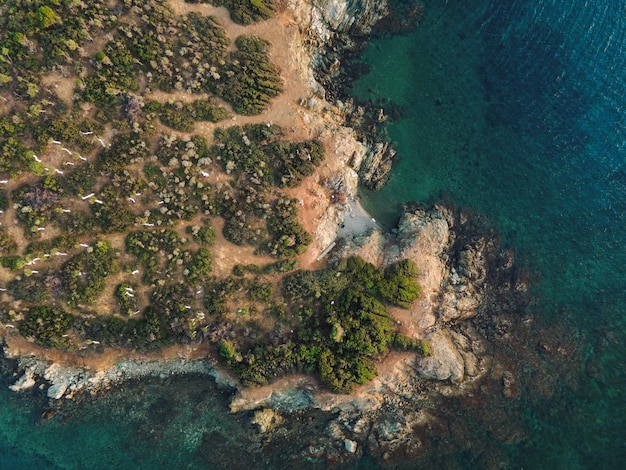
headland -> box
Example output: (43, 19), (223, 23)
(0, 1), (580, 467)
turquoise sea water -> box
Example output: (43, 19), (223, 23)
(352, 0), (626, 466)
(0, 372), (260, 469)
(2, 0), (626, 468)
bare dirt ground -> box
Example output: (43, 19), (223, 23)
(153, 0), (315, 143)
(2, 330), (214, 370)
(210, 217), (276, 277)
(40, 73), (76, 106)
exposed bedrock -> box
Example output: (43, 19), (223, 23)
(292, 0), (402, 189)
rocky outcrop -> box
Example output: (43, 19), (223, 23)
(251, 408), (284, 433)
(231, 201), (536, 466)
(5, 352), (235, 400)
(291, 0), (399, 188)
(415, 329), (464, 382)
(8, 368), (36, 392)
(297, 0), (389, 41)
(351, 139), (396, 190)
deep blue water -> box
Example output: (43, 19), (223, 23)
(352, 0), (626, 466)
(2, 0), (626, 468)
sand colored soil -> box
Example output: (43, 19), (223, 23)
(151, 0), (315, 142)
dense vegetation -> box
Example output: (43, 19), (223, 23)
(19, 306), (73, 349)
(213, 36), (283, 115)
(209, 123), (322, 255)
(152, 100), (232, 132)
(229, 256), (430, 393)
(0, 0), (281, 180)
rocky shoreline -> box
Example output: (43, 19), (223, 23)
(4, 350), (235, 400)
(1, 1), (581, 467)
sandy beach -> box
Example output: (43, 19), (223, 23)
(337, 198), (381, 239)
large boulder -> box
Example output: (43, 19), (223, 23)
(414, 330), (465, 382)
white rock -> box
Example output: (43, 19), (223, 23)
(47, 382), (68, 399)
(9, 370), (36, 392)
(344, 439), (358, 453)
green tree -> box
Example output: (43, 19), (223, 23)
(37, 6), (60, 29)
(19, 306), (73, 348)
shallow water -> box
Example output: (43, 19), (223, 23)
(352, 0), (626, 466)
(0, 373), (260, 469)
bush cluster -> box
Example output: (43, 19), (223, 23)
(125, 229), (188, 282)
(0, 229), (17, 255)
(152, 100), (231, 132)
(19, 306), (73, 349)
(209, 124), (321, 255)
(186, 224), (216, 245)
(76, 308), (173, 351)
(212, 36), (283, 115)
(212, 124), (323, 187)
(7, 276), (50, 304)
(263, 196), (312, 258)
(115, 283), (139, 316)
(91, 184), (136, 233)
(60, 241), (119, 307)
(97, 132), (149, 175)
(228, 256), (428, 392)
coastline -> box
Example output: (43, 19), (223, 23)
(0, 1), (582, 467)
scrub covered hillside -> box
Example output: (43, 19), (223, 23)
(0, 0), (428, 393)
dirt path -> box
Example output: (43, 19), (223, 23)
(152, 0), (315, 145)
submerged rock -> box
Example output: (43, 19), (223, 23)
(344, 438), (358, 453)
(8, 369), (36, 392)
(252, 408), (284, 433)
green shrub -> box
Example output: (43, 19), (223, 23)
(212, 36), (282, 115)
(97, 132), (148, 174)
(37, 6), (60, 29)
(263, 197), (311, 258)
(1, 256), (27, 271)
(262, 259), (298, 274)
(91, 185), (135, 233)
(61, 240), (118, 306)
(188, 225), (216, 245)
(219, 339), (238, 362)
(185, 248), (213, 284)
(0, 230), (16, 254)
(115, 283), (138, 316)
(377, 259), (421, 308)
(393, 334), (433, 356)
(19, 306), (73, 348)
(157, 103), (195, 132)
(58, 163), (96, 196)
(247, 280), (272, 302)
(7, 277), (50, 303)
